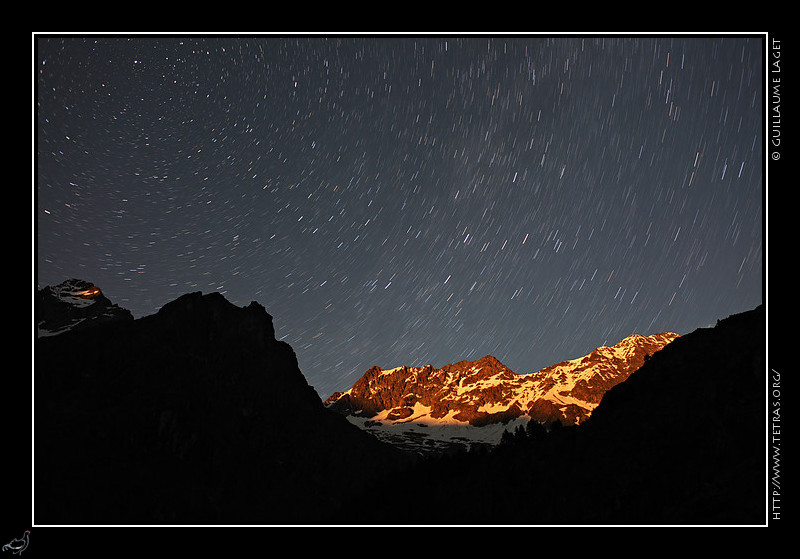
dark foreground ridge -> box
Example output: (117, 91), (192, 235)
(35, 288), (408, 524)
(35, 280), (765, 525)
(351, 304), (766, 525)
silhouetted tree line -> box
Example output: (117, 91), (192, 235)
(351, 305), (765, 525)
(499, 418), (564, 446)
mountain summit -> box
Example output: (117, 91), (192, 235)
(324, 332), (678, 452)
(34, 282), (406, 524)
(32, 279), (765, 524)
(36, 278), (133, 336)
(352, 305), (764, 525)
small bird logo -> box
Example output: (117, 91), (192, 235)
(2, 531), (29, 555)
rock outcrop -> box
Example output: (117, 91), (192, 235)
(34, 285), (406, 525)
(325, 332), (679, 428)
(348, 305), (766, 525)
(36, 278), (133, 336)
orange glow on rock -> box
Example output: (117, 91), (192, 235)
(75, 287), (101, 298)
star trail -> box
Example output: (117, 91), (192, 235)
(35, 34), (764, 399)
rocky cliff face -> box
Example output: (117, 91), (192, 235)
(34, 284), (406, 525)
(325, 332), (679, 429)
(346, 305), (765, 526)
(36, 278), (133, 336)
(33, 278), (764, 525)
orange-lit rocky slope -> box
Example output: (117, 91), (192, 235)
(34, 278), (765, 524)
(324, 332), (678, 452)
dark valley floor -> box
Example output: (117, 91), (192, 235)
(34, 281), (766, 525)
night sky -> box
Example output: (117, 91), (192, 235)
(35, 34), (764, 399)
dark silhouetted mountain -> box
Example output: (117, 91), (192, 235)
(34, 286), (407, 525)
(347, 305), (766, 525)
(34, 279), (765, 525)
(36, 278), (133, 337)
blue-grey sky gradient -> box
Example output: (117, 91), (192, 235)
(36, 35), (764, 398)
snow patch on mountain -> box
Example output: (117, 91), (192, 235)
(346, 412), (531, 454)
(325, 332), (679, 454)
(36, 279), (133, 337)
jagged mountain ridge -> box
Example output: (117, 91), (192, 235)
(348, 304), (765, 525)
(324, 331), (679, 434)
(36, 278), (134, 336)
(33, 279), (765, 524)
(34, 280), (407, 525)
